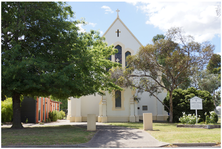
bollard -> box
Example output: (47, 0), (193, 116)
(87, 114), (96, 131)
(143, 113), (153, 130)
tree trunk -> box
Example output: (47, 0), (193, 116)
(169, 91), (173, 123)
(11, 92), (23, 129)
(11, 3), (23, 129)
(213, 91), (216, 108)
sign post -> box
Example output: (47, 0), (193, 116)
(189, 96), (203, 124)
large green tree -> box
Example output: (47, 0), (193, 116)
(110, 27), (214, 123)
(2, 2), (120, 128)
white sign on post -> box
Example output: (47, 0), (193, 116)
(189, 96), (203, 124)
(190, 96), (203, 110)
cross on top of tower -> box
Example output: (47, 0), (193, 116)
(116, 9), (120, 18)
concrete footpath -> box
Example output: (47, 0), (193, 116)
(80, 125), (169, 148)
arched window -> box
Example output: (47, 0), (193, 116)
(115, 45), (122, 64)
(125, 51), (131, 67)
(115, 91), (121, 108)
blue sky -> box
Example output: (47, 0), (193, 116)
(66, 1), (221, 54)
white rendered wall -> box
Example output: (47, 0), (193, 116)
(137, 91), (168, 119)
(156, 91), (168, 116)
(130, 69), (168, 120)
(81, 94), (102, 117)
(106, 88), (132, 117)
(70, 97), (77, 117)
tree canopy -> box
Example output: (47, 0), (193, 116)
(2, 2), (120, 128)
(207, 54), (221, 79)
(152, 34), (165, 43)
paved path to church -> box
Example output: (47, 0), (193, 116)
(79, 125), (169, 148)
(2, 120), (169, 148)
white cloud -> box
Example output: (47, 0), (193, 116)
(135, 2), (221, 43)
(76, 22), (97, 33)
(126, 1), (138, 6)
(126, 0), (149, 6)
(216, 51), (221, 55)
(76, 24), (86, 33)
(101, 6), (114, 14)
(100, 31), (104, 36)
(88, 22), (97, 27)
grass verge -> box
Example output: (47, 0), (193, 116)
(108, 122), (221, 143)
(2, 125), (95, 146)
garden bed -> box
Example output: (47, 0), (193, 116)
(177, 124), (221, 129)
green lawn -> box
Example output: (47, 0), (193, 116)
(108, 122), (221, 143)
(1, 125), (95, 146)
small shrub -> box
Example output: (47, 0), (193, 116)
(49, 111), (53, 121)
(48, 110), (66, 121)
(51, 110), (66, 120)
(205, 115), (210, 124)
(26, 118), (28, 123)
(49, 110), (58, 122)
(1, 98), (13, 123)
(179, 112), (200, 124)
(53, 111), (58, 121)
(59, 110), (65, 119)
(205, 111), (218, 124)
(49, 111), (53, 120)
(179, 112), (188, 124)
(210, 111), (218, 124)
(56, 111), (62, 119)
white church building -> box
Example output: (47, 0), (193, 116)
(67, 10), (168, 123)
